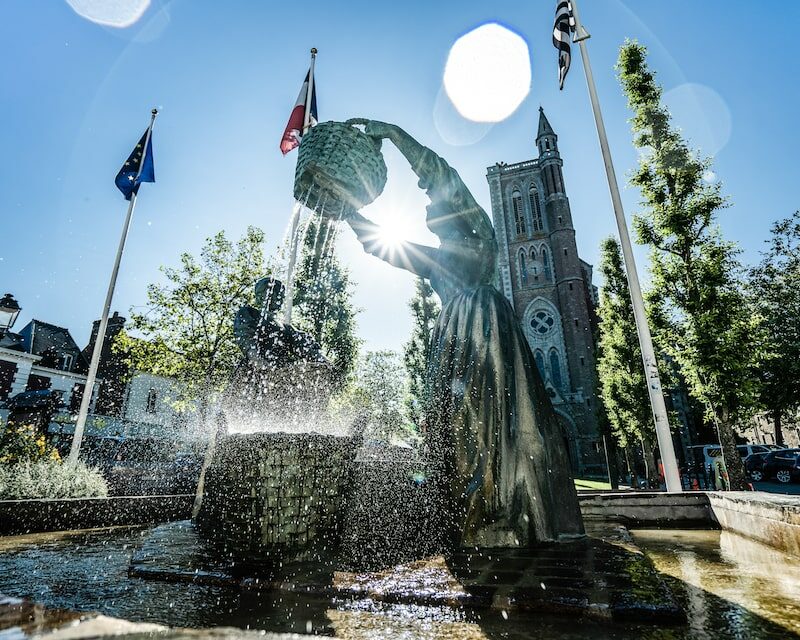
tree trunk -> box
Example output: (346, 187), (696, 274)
(640, 437), (659, 489)
(716, 408), (748, 491)
(624, 445), (638, 489)
(773, 408), (784, 447)
(605, 436), (620, 490)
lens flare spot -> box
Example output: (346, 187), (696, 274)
(443, 23), (531, 123)
(663, 83), (732, 157)
(65, 0), (151, 28)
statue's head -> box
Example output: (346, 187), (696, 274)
(254, 277), (285, 313)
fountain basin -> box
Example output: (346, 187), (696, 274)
(195, 432), (356, 572)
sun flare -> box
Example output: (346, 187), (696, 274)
(375, 214), (415, 249)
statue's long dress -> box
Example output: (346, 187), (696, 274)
(355, 138), (583, 547)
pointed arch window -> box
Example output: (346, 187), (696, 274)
(549, 350), (563, 391)
(542, 247), (552, 280)
(529, 187), (543, 232)
(511, 190), (526, 236)
(528, 247), (538, 277)
(518, 249), (528, 286)
(534, 350), (546, 378)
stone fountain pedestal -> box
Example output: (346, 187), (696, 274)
(194, 432), (357, 573)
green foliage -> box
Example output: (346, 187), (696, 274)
(338, 350), (415, 444)
(292, 217), (360, 390)
(617, 41), (756, 488)
(403, 277), (440, 426)
(0, 424), (61, 464)
(0, 460), (108, 499)
(118, 226), (268, 403)
(749, 211), (800, 442)
(596, 237), (652, 450)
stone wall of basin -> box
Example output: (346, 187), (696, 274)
(579, 491), (800, 559)
(0, 494), (193, 535)
(579, 492), (713, 528)
(707, 491), (800, 558)
(195, 432), (356, 570)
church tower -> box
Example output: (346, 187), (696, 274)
(486, 108), (603, 476)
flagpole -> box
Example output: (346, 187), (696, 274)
(68, 109), (158, 464)
(303, 48), (317, 134)
(284, 48), (317, 324)
(567, 0), (682, 493)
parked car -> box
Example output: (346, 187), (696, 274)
(167, 451), (203, 494)
(755, 449), (800, 484)
(687, 444), (781, 475)
(744, 452), (771, 481)
(105, 437), (183, 495)
(49, 434), (123, 467)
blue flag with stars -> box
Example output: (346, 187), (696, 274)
(115, 128), (155, 200)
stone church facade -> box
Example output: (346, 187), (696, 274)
(486, 107), (604, 477)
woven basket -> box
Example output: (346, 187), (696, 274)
(294, 120), (387, 218)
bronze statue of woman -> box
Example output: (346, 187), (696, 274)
(345, 120), (584, 548)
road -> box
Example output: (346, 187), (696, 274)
(752, 481), (800, 495)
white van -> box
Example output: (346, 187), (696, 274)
(687, 444), (781, 472)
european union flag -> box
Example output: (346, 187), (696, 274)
(115, 128), (155, 200)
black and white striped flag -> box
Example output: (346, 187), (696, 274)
(553, 1), (576, 90)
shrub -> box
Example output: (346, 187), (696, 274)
(0, 424), (61, 464)
(0, 460), (108, 500)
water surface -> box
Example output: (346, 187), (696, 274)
(1, 525), (799, 638)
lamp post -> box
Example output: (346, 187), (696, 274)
(0, 293), (21, 336)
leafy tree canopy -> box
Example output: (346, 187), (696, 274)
(117, 226), (268, 404)
(617, 41), (757, 489)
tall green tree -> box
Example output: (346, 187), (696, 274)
(117, 226), (268, 405)
(749, 211), (800, 446)
(595, 237), (658, 483)
(617, 42), (757, 489)
(292, 217), (360, 390)
(341, 350), (413, 443)
(403, 277), (440, 426)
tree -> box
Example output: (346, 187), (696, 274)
(291, 217), (360, 391)
(117, 226), (269, 407)
(749, 211), (800, 446)
(617, 42), (757, 490)
(340, 350), (413, 443)
(595, 237), (658, 484)
(403, 277), (440, 426)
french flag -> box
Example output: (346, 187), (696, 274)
(280, 70), (318, 155)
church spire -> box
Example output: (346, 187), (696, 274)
(537, 106), (556, 140)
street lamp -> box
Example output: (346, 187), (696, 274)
(0, 293), (21, 335)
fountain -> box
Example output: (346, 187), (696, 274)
(196, 117), (584, 571)
(2, 118), (743, 640)
(194, 276), (360, 572)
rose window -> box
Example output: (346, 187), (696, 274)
(530, 310), (555, 335)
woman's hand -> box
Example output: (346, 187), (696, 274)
(345, 118), (397, 140)
(362, 120), (399, 141)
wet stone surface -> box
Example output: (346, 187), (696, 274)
(4, 524), (800, 638)
(127, 518), (683, 624)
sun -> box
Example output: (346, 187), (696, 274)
(376, 214), (415, 249)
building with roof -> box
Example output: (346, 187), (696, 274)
(486, 108), (603, 477)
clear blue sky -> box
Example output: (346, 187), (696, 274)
(2, 0), (798, 353)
